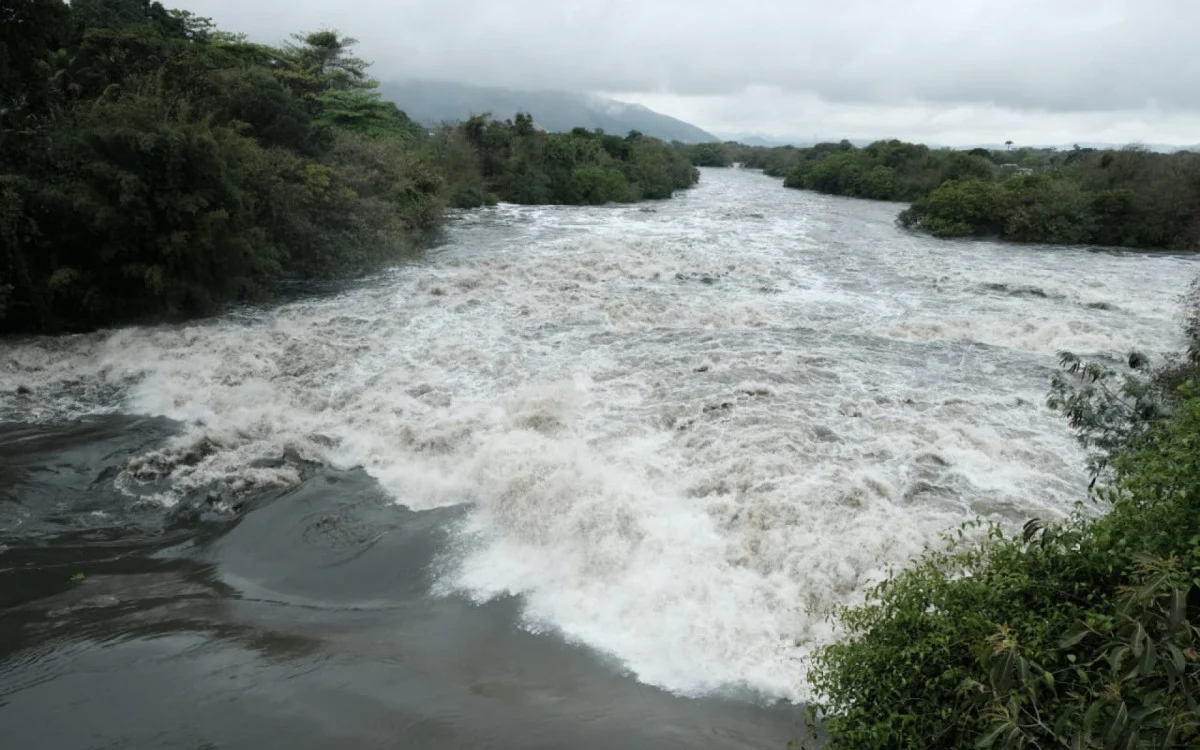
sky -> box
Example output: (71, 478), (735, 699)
(182, 0), (1200, 146)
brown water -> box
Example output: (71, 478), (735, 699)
(2, 168), (1196, 748)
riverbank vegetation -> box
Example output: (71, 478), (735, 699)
(681, 139), (1200, 251)
(0, 0), (696, 334)
(897, 147), (1200, 249)
(806, 289), (1200, 749)
(441, 115), (697, 209)
(676, 140), (803, 177)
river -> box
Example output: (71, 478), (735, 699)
(1, 167), (1196, 748)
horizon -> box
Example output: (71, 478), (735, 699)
(380, 78), (1199, 151)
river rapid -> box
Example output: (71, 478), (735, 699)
(2, 167), (1196, 748)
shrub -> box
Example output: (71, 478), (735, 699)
(908, 179), (1010, 237)
(807, 368), (1200, 750)
(1002, 175), (1094, 244)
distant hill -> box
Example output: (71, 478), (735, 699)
(716, 133), (881, 148)
(715, 134), (803, 147)
(961, 142), (1199, 153)
(379, 80), (718, 144)
(724, 135), (1200, 153)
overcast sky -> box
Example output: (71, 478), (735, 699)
(183, 0), (1200, 146)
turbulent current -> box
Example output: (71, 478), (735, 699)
(2, 167), (1197, 720)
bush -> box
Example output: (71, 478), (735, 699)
(568, 166), (635, 204)
(762, 147), (802, 177)
(807, 348), (1200, 749)
(685, 142), (733, 167)
(782, 140), (978, 202)
(902, 179), (1009, 237)
(1002, 175), (1094, 244)
(864, 165), (896, 200)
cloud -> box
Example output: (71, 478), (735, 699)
(608, 88), (1200, 147)
(182, 0), (1199, 144)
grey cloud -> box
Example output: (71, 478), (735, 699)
(186, 0), (1200, 112)
(613, 88), (1200, 147)
(183, 0), (1199, 142)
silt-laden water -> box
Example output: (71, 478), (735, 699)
(1, 168), (1195, 748)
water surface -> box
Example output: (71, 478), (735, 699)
(2, 168), (1195, 747)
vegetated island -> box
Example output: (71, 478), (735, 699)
(1, 0), (697, 334)
(678, 139), (1200, 251)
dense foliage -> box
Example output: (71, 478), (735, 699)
(709, 135), (1200, 251)
(780, 139), (996, 202)
(900, 148), (1200, 249)
(676, 141), (803, 177)
(685, 136), (1200, 251)
(442, 116), (697, 208)
(806, 291), (1200, 749)
(0, 0), (695, 333)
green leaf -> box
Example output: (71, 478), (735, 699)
(1169, 587), (1187, 631)
(1083, 699), (1105, 731)
(1130, 622), (1147, 658)
(1106, 701), (1128, 746)
(1166, 643), (1187, 675)
(1138, 640), (1156, 675)
(975, 723), (1008, 749)
(1109, 645), (1130, 672)
(1060, 627), (1091, 649)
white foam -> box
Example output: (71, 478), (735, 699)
(1, 168), (1196, 701)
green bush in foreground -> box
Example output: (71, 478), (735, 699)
(807, 377), (1200, 749)
(807, 304), (1200, 749)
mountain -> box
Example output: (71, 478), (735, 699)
(715, 133), (814, 147)
(378, 80), (718, 143)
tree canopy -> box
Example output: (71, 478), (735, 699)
(0, 0), (696, 333)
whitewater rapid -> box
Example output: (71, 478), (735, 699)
(1, 168), (1195, 702)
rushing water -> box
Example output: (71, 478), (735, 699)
(2, 168), (1197, 747)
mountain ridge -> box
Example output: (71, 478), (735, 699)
(378, 80), (718, 143)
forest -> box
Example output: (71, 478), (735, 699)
(679, 139), (1200, 251)
(0, 0), (697, 333)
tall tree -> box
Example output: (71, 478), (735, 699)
(0, 0), (69, 114)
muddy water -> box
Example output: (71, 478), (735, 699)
(1, 168), (1195, 748)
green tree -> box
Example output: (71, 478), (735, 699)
(686, 141), (733, 167)
(0, 0), (70, 116)
(900, 179), (1008, 237)
(282, 30), (370, 91)
(865, 165), (896, 199)
(70, 0), (183, 35)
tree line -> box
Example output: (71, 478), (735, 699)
(898, 146), (1200, 250)
(679, 139), (1200, 251)
(0, 0), (697, 334)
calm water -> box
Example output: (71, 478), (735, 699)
(2, 168), (1196, 748)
